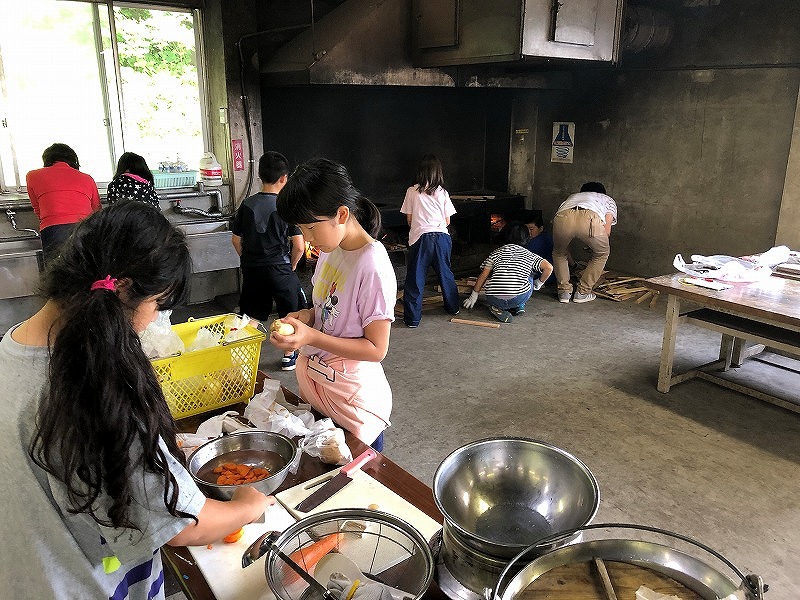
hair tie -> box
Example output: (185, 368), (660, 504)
(90, 275), (118, 292)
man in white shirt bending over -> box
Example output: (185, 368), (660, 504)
(552, 182), (617, 304)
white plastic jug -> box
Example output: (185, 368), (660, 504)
(199, 152), (223, 186)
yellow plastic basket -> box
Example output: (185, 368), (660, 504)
(151, 314), (266, 420)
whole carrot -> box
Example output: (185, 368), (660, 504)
(283, 532), (343, 581)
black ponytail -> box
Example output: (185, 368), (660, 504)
(354, 195), (382, 238)
(31, 202), (194, 529)
(278, 157), (382, 238)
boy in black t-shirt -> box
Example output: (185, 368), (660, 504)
(231, 151), (305, 370)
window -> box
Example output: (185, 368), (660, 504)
(0, 0), (206, 191)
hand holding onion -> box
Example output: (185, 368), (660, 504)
(270, 319), (295, 336)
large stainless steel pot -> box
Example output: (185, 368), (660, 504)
(433, 438), (600, 559)
(494, 524), (766, 600)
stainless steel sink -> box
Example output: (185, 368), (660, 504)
(0, 236), (42, 255)
(175, 220), (239, 273)
(177, 221), (230, 235)
(0, 237), (43, 301)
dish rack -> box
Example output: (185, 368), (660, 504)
(151, 314), (265, 419)
(152, 170), (198, 189)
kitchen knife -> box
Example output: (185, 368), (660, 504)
(295, 448), (378, 512)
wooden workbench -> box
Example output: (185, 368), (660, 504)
(645, 273), (800, 413)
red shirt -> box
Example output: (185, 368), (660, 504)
(26, 162), (101, 229)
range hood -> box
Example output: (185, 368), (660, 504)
(259, 0), (636, 87)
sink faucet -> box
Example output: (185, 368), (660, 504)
(5, 209), (40, 237)
(172, 198), (221, 219)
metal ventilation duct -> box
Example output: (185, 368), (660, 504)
(259, 0), (454, 86)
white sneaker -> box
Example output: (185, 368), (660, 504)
(558, 291), (571, 303)
(573, 291), (596, 303)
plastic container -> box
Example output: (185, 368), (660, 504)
(150, 314), (266, 420)
(152, 170), (198, 189)
(199, 152), (223, 187)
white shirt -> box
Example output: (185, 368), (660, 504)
(556, 191), (618, 225)
(400, 185), (457, 246)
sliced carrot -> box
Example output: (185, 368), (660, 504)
(207, 544), (213, 550)
(223, 528), (245, 544)
(213, 463), (271, 486)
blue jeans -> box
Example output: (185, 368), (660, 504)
(403, 232), (460, 326)
(371, 431), (384, 452)
(485, 279), (533, 312)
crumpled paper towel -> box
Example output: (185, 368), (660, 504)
(243, 378), (314, 438)
(176, 410), (257, 458)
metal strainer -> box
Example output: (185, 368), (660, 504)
(253, 508), (434, 600)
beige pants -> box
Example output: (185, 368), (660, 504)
(552, 207), (610, 295)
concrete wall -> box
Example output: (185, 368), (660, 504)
(527, 0), (800, 276)
(203, 0), (264, 208)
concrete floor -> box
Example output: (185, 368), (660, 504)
(169, 273), (799, 598)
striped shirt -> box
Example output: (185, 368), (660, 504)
(481, 244), (544, 297)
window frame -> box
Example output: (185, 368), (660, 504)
(0, 0), (210, 193)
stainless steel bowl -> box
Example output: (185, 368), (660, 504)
(433, 437), (599, 558)
(187, 431), (297, 500)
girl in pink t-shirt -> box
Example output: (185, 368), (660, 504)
(400, 154), (460, 327)
(269, 158), (397, 451)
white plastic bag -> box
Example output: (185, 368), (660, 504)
(186, 326), (222, 352)
(243, 379), (313, 438)
(673, 253), (772, 283)
(139, 310), (184, 359)
(223, 313), (255, 343)
(299, 418), (353, 465)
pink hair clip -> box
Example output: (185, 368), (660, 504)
(90, 275), (118, 292)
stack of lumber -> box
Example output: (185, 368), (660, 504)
(594, 275), (659, 308)
(394, 291), (445, 316)
(435, 277), (477, 294)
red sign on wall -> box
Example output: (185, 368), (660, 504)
(232, 139), (245, 172)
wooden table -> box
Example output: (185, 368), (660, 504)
(162, 378), (448, 600)
(645, 273), (800, 413)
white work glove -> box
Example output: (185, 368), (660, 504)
(532, 278), (544, 291)
(327, 573), (396, 600)
(463, 290), (479, 309)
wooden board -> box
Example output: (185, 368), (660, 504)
(515, 559), (704, 600)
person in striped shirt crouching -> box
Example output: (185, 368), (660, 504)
(462, 222), (553, 322)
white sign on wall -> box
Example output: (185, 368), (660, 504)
(551, 122), (575, 163)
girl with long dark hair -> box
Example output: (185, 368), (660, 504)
(1, 202), (271, 599)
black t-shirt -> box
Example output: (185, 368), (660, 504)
(231, 192), (301, 267)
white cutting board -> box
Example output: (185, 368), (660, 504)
(275, 468), (441, 542)
(186, 502), (297, 600)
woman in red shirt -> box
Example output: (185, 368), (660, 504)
(26, 143), (101, 264)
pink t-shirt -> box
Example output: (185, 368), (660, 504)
(303, 240), (397, 362)
(400, 185), (456, 246)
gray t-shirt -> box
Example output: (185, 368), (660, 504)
(0, 325), (206, 599)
